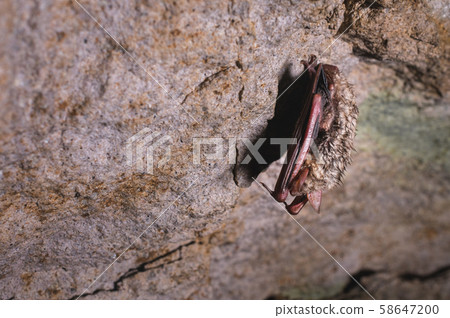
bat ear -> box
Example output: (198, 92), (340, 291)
(307, 190), (322, 213)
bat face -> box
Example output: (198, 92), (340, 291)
(262, 56), (358, 214)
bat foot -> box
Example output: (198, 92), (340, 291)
(301, 55), (318, 74)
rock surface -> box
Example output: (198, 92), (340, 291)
(0, 0), (448, 299)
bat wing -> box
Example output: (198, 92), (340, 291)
(273, 62), (329, 201)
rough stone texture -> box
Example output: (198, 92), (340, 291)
(0, 0), (448, 299)
(340, 0), (449, 100)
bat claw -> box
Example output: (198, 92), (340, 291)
(262, 182), (288, 202)
(261, 182), (274, 196)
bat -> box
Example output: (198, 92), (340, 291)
(263, 55), (358, 214)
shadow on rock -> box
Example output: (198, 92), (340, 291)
(234, 63), (311, 187)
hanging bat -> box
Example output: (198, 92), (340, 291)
(263, 55), (358, 214)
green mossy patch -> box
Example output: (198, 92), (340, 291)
(357, 93), (450, 171)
